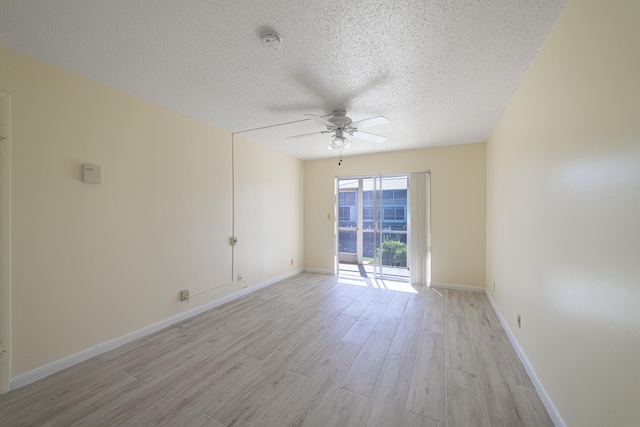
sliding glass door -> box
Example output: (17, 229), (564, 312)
(338, 175), (409, 280)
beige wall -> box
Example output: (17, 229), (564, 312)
(0, 46), (304, 377)
(486, 0), (640, 425)
(304, 143), (486, 288)
(233, 135), (304, 285)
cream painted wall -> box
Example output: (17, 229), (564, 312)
(233, 135), (304, 286)
(486, 1), (640, 425)
(0, 45), (232, 375)
(0, 46), (304, 379)
(304, 143), (486, 288)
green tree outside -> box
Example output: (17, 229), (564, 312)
(381, 238), (407, 267)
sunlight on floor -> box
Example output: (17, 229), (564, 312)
(337, 277), (369, 287)
(370, 278), (419, 293)
(337, 273), (419, 294)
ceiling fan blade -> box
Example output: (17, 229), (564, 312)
(304, 114), (335, 128)
(286, 131), (327, 140)
(352, 130), (387, 143)
(350, 116), (390, 129)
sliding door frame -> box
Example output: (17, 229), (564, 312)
(336, 173), (415, 281)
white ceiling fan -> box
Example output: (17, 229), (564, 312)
(287, 110), (390, 150)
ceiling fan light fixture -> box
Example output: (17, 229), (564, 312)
(329, 131), (350, 150)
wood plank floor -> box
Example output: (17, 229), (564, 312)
(0, 273), (555, 426)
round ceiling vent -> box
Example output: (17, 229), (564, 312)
(260, 32), (282, 50)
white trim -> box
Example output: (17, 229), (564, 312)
(304, 267), (334, 275)
(11, 269), (302, 390)
(485, 292), (566, 427)
(430, 281), (486, 293)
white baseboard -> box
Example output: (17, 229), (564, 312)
(304, 267), (334, 275)
(430, 281), (486, 293)
(485, 292), (566, 427)
(255, 269), (305, 287)
(11, 269), (302, 390)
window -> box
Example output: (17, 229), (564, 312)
(363, 206), (374, 221)
(339, 191), (356, 206)
(382, 189), (407, 205)
(339, 206), (351, 222)
(363, 191), (374, 205)
(383, 206), (405, 221)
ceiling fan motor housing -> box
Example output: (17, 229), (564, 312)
(328, 110), (352, 129)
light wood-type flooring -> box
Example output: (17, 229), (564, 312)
(0, 273), (554, 426)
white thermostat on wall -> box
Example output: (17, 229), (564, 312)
(82, 163), (101, 184)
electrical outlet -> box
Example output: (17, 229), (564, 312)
(517, 313), (521, 328)
(493, 281), (496, 291)
(290, 258), (294, 265)
(180, 289), (190, 302)
(237, 274), (247, 288)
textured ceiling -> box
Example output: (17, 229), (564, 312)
(0, 0), (566, 160)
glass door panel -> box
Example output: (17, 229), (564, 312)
(337, 181), (358, 264)
(361, 177), (378, 268)
(378, 176), (409, 279)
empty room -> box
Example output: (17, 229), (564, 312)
(0, 0), (638, 426)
